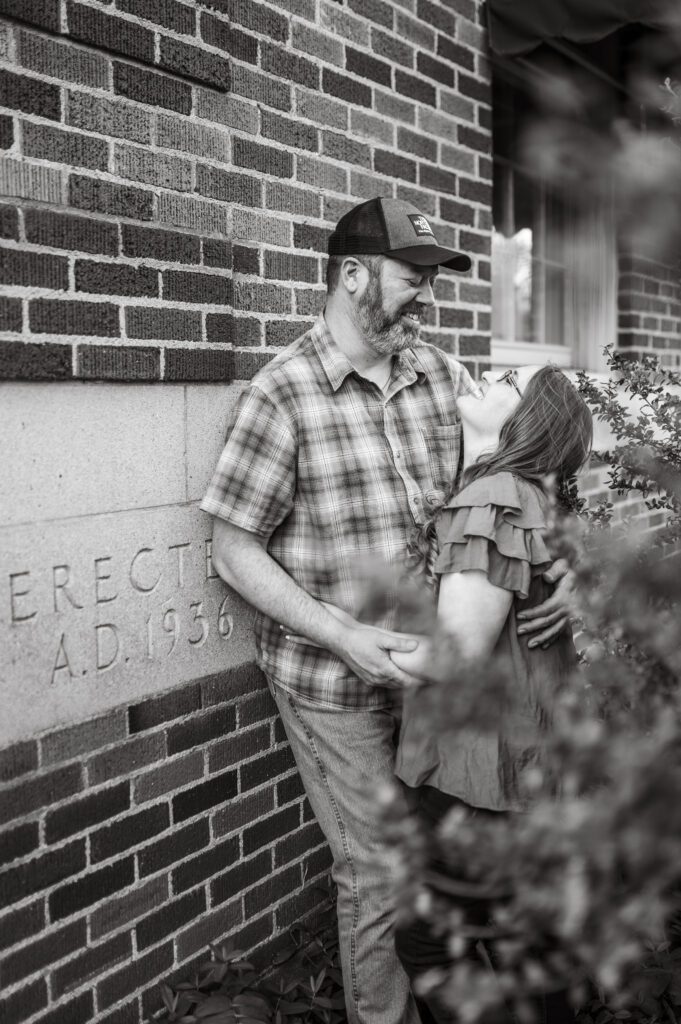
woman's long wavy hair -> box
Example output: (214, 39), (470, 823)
(409, 365), (593, 590)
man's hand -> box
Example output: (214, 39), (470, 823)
(332, 622), (423, 690)
(516, 559), (577, 649)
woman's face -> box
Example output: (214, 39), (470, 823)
(458, 366), (541, 436)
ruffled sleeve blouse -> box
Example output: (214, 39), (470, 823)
(395, 472), (577, 811)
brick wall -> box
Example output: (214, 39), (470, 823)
(0, 0), (493, 386)
(0, 0), (493, 1019)
(617, 254), (681, 369)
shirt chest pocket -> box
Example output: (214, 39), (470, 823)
(419, 423), (461, 493)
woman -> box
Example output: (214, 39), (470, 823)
(390, 364), (593, 1023)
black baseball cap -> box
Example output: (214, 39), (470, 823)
(328, 197), (471, 272)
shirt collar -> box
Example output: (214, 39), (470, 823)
(311, 314), (426, 393)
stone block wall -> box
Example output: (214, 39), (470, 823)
(0, 0), (493, 1020)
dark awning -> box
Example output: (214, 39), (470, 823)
(487, 0), (671, 56)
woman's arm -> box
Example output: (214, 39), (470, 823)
(391, 569), (513, 681)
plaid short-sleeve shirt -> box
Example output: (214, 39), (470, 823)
(201, 315), (477, 709)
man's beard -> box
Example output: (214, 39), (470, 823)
(355, 274), (424, 355)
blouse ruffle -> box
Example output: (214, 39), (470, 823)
(434, 472), (552, 599)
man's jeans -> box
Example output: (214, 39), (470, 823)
(271, 683), (420, 1024)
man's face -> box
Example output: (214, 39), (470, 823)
(355, 257), (437, 356)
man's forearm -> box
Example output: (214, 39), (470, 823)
(211, 522), (346, 655)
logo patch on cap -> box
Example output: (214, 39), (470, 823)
(408, 214), (435, 237)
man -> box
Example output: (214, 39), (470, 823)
(201, 198), (570, 1024)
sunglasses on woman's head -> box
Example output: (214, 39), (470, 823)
(498, 368), (523, 398)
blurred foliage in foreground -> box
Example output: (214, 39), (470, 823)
(385, 349), (681, 1024)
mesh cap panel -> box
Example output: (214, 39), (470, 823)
(328, 199), (388, 256)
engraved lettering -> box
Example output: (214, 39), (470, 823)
(188, 601), (209, 647)
(130, 548), (162, 593)
(162, 608), (179, 654)
(145, 613), (154, 660)
(53, 565), (83, 612)
(94, 557), (117, 605)
(205, 539), (219, 580)
(9, 571), (37, 623)
(95, 623), (119, 671)
(51, 633), (74, 684)
(168, 542), (191, 588)
(218, 596), (233, 639)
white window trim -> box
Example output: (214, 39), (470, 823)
(491, 338), (573, 371)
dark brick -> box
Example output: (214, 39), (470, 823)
(42, 714), (128, 766)
(0, 821), (39, 865)
(87, 733), (166, 785)
(276, 773), (305, 806)
(22, 122), (108, 171)
(241, 747), (296, 793)
(263, 250), (318, 283)
(0, 900), (44, 953)
(0, 840), (85, 905)
(345, 47), (391, 87)
(417, 52), (454, 87)
(205, 312), (260, 346)
(137, 889), (206, 951)
(119, 0), (195, 32)
(238, 687), (277, 727)
(91, 804), (170, 864)
(163, 269), (231, 306)
(231, 244), (257, 273)
(294, 223), (330, 253)
(261, 110), (317, 152)
(172, 768), (238, 821)
(159, 36), (230, 91)
(233, 137), (293, 179)
(322, 130), (371, 167)
(70, 174), (154, 220)
(0, 204), (18, 240)
(232, 64), (291, 111)
(245, 864), (300, 919)
(304, 843), (333, 879)
(458, 125), (491, 154)
(122, 224), (200, 264)
(348, 0), (393, 27)
(440, 307), (474, 328)
(458, 71), (491, 104)
(459, 335), (490, 356)
(98, 941), (174, 1011)
(97, 1001), (139, 1024)
(91, 876), (167, 940)
(397, 126), (437, 162)
(77, 344), (159, 380)
(138, 818), (210, 878)
(205, 238), (233, 269)
(233, 280), (290, 314)
(214, 787), (274, 838)
(164, 347), (233, 381)
(166, 705), (237, 756)
(0, 979), (47, 1024)
(32, 991), (94, 1024)
(275, 820), (325, 868)
(0, 114), (13, 149)
(458, 177), (492, 205)
(195, 164), (262, 206)
(46, 783), (129, 845)
(322, 68), (371, 108)
(172, 834), (239, 894)
(0, 69), (60, 119)
(440, 197), (476, 226)
(266, 320), (307, 346)
(231, 0), (288, 42)
(0, 296), (21, 331)
(275, 884), (322, 930)
(232, 911), (273, 950)
(262, 43), (317, 89)
(25, 209), (118, 257)
(0, 341), (72, 381)
(437, 35), (476, 71)
(0, 0), (60, 32)
(416, 0), (456, 35)
(211, 849), (271, 906)
(459, 229), (490, 255)
(126, 306), (201, 342)
(75, 260), (158, 299)
(0, 763), (82, 827)
(67, 2), (155, 62)
(371, 29), (413, 67)
(374, 148), (416, 181)
(243, 805), (300, 856)
(129, 684), (202, 734)
(0, 740), (37, 782)
(395, 70), (436, 106)
(201, 14), (258, 64)
(420, 163), (458, 195)
(113, 61), (192, 114)
(30, 299), (120, 337)
(209, 724), (271, 773)
(50, 856), (135, 921)
(274, 717), (287, 744)
(1, 919), (85, 987)
(135, 751), (205, 804)
(0, 249), (67, 290)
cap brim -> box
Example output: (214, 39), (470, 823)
(386, 244), (471, 272)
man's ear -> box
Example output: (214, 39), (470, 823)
(341, 257), (363, 294)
